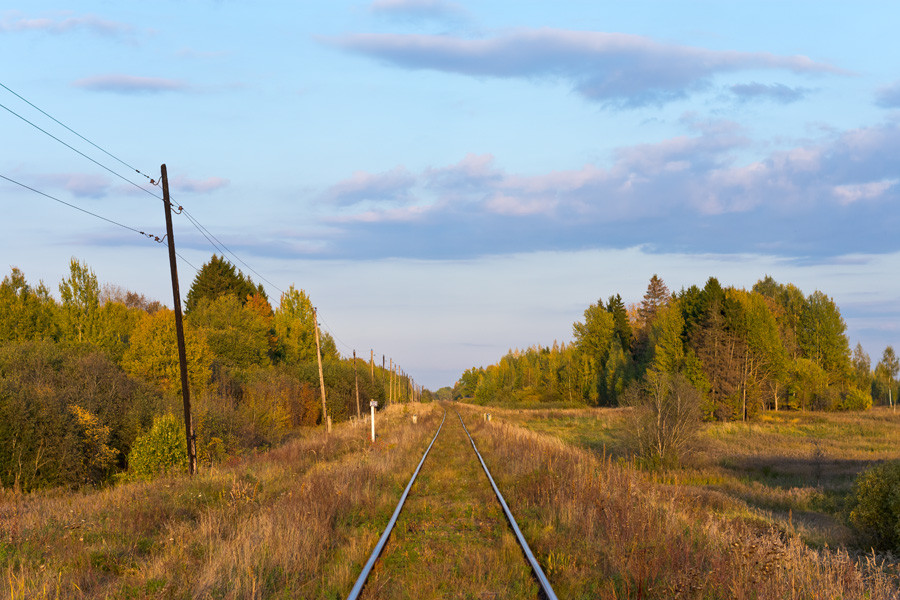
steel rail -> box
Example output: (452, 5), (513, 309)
(346, 409), (446, 600)
(456, 410), (559, 600)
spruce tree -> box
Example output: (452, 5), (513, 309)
(184, 255), (260, 314)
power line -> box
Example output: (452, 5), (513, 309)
(0, 81), (157, 183)
(0, 84), (282, 297)
(175, 251), (199, 274)
(0, 99), (162, 202)
(0, 173), (163, 243)
(2, 85), (365, 361)
(180, 206), (285, 296)
(1, 172), (198, 280)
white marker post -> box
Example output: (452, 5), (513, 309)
(370, 400), (378, 442)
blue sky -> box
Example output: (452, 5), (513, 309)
(2, 1), (900, 388)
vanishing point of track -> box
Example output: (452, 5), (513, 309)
(346, 407), (558, 600)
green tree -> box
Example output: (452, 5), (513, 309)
(606, 293), (632, 350)
(875, 346), (899, 408)
(753, 277), (804, 358)
(122, 309), (212, 395)
(0, 267), (58, 341)
(852, 343), (872, 392)
(188, 295), (273, 370)
(724, 289), (787, 418)
(639, 274), (670, 326)
(572, 299), (616, 404)
(184, 255), (262, 314)
(95, 300), (143, 364)
(601, 337), (630, 403)
(648, 302), (685, 375)
(635, 274), (671, 366)
(797, 290), (851, 381)
(273, 285), (337, 364)
(58, 257), (101, 344)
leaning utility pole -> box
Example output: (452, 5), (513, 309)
(160, 164), (196, 475)
(313, 307), (327, 430)
(353, 349), (361, 420)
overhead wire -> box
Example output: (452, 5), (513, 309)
(0, 81), (157, 183)
(0, 173), (164, 243)
(2, 84), (368, 361)
(0, 99), (163, 202)
(179, 206), (284, 296)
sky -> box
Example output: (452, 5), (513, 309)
(2, 1), (900, 389)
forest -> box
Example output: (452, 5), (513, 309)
(0, 255), (418, 491)
(453, 275), (898, 420)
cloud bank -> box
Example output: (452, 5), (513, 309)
(322, 28), (845, 107)
(312, 118), (900, 259)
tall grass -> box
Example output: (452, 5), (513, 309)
(0, 402), (442, 599)
(462, 406), (900, 599)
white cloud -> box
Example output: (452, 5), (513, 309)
(833, 179), (897, 205)
(72, 75), (189, 94)
(0, 11), (134, 36)
(172, 176), (230, 194)
(322, 28), (846, 107)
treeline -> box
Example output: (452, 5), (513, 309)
(0, 255), (420, 490)
(454, 275), (897, 419)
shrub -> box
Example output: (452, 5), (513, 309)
(623, 370), (701, 467)
(849, 460), (900, 550)
(0, 341), (160, 489)
(838, 386), (873, 411)
(127, 413), (188, 479)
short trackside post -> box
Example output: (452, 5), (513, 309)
(370, 400), (378, 442)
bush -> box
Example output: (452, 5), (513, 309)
(838, 387), (873, 411)
(623, 370), (701, 468)
(0, 341), (160, 489)
(849, 460), (900, 550)
(127, 413), (188, 479)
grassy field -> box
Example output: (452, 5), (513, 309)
(459, 403), (900, 598)
(1, 402), (898, 598)
(480, 404), (900, 550)
(0, 403), (444, 599)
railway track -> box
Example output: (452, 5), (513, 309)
(347, 407), (558, 600)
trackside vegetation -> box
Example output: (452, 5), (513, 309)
(0, 256), (411, 489)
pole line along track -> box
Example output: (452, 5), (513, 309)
(346, 409), (446, 600)
(456, 410), (559, 600)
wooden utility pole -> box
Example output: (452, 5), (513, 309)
(370, 349), (374, 383)
(353, 349), (361, 420)
(161, 164), (196, 475)
(313, 307), (327, 430)
(389, 358), (393, 404)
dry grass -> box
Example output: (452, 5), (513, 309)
(0, 402), (442, 599)
(483, 402), (900, 548)
(460, 405), (900, 599)
(3, 402), (898, 598)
